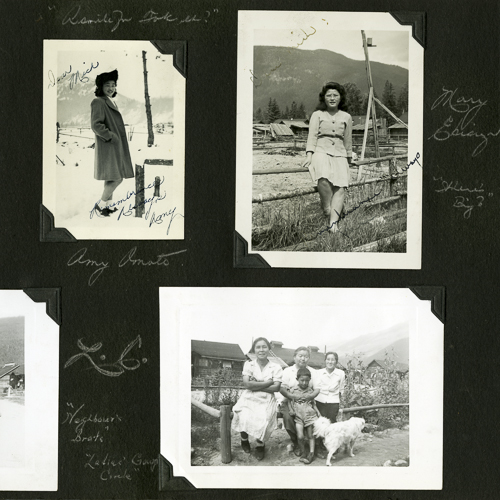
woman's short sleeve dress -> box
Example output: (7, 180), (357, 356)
(231, 360), (283, 442)
(306, 110), (353, 187)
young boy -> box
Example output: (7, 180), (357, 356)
(287, 367), (321, 464)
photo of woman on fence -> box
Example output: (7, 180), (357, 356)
(303, 82), (353, 233)
(91, 69), (134, 217)
(231, 337), (283, 460)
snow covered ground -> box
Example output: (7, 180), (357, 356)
(46, 129), (184, 239)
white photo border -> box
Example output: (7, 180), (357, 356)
(160, 287), (443, 490)
(0, 290), (59, 491)
(43, 39), (186, 240)
(236, 11), (423, 268)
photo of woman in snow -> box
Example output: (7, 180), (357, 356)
(91, 69), (134, 217)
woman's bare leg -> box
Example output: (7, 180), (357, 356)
(329, 186), (345, 232)
(317, 178), (334, 217)
(101, 179), (123, 202)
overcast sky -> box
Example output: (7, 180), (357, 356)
(183, 303), (410, 355)
(254, 29), (409, 69)
(57, 41), (173, 99)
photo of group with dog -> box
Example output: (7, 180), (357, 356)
(160, 288), (438, 487)
(162, 287), (443, 488)
(231, 339), (357, 466)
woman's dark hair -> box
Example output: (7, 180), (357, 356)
(297, 367), (312, 379)
(325, 351), (339, 362)
(95, 80), (117, 98)
(249, 337), (271, 353)
(294, 346), (311, 357)
(315, 82), (348, 112)
(95, 70), (118, 97)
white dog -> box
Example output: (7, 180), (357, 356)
(313, 416), (365, 466)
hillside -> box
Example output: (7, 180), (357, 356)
(253, 46), (408, 115)
(57, 79), (173, 127)
(0, 316), (24, 367)
(333, 322), (409, 366)
(370, 337), (409, 365)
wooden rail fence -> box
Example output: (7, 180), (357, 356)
(191, 397), (408, 464)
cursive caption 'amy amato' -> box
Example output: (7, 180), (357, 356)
(67, 246), (187, 286)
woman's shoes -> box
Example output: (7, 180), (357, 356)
(94, 204), (111, 217)
(255, 445), (265, 461)
(241, 439), (251, 453)
(299, 452), (315, 464)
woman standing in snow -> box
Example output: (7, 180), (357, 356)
(303, 82), (353, 233)
(91, 69), (134, 217)
(231, 337), (283, 461)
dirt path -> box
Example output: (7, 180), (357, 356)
(0, 397), (25, 468)
(192, 426), (409, 467)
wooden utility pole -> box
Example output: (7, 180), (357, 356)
(361, 31), (380, 166)
(142, 50), (154, 147)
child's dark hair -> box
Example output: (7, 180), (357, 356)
(297, 367), (311, 379)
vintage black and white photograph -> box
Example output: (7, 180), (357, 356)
(0, 291), (58, 491)
(160, 288), (442, 489)
(0, 316), (25, 469)
(43, 40), (185, 240)
(236, 11), (423, 268)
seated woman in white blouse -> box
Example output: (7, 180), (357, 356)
(315, 351), (345, 423)
(231, 337), (283, 461)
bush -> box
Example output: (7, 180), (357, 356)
(204, 369), (242, 410)
(341, 350), (409, 429)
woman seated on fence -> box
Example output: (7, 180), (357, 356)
(302, 82), (353, 233)
(314, 351), (346, 454)
(231, 337), (283, 460)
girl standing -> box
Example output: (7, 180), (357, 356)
(91, 69), (134, 217)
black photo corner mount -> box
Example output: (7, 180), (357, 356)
(158, 454), (195, 491)
(23, 288), (62, 326)
(40, 204), (77, 242)
(234, 231), (271, 268)
(390, 12), (427, 49)
(409, 286), (446, 323)
(150, 41), (187, 78)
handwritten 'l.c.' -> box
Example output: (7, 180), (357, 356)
(64, 335), (144, 377)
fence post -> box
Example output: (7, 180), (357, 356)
(220, 405), (232, 464)
(389, 157), (397, 197)
(135, 164), (145, 217)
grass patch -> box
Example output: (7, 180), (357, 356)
(252, 193), (407, 252)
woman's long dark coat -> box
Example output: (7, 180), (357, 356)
(91, 96), (134, 181)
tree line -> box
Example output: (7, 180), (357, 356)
(254, 80), (408, 126)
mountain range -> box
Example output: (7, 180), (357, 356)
(57, 79), (173, 127)
(330, 322), (409, 366)
(0, 316), (24, 368)
(253, 46), (408, 115)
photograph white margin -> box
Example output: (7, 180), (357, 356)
(160, 287), (443, 490)
(43, 39), (186, 240)
(235, 11), (423, 268)
(0, 290), (59, 491)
